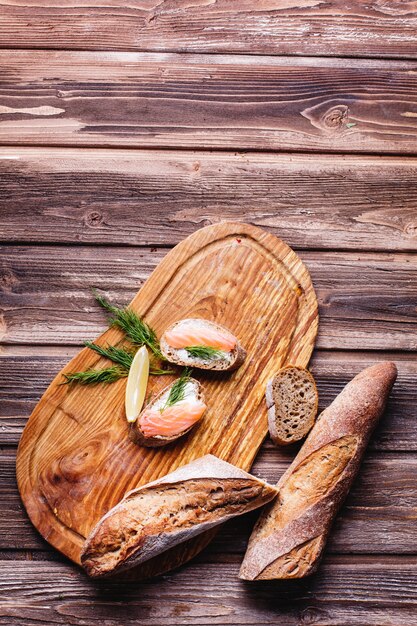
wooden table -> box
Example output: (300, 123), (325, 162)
(1, 3), (417, 624)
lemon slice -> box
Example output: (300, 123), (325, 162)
(125, 346), (150, 423)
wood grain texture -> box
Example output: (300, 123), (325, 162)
(1, 246), (416, 350)
(3, 445), (417, 554)
(0, 557), (416, 626)
(3, 348), (416, 452)
(15, 222), (318, 577)
(2, 148), (417, 251)
(1, 1), (417, 59)
(2, 52), (417, 153)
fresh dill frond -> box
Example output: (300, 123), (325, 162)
(162, 368), (192, 410)
(112, 308), (162, 358)
(61, 291), (172, 387)
(62, 366), (127, 385)
(149, 356), (175, 376)
(185, 345), (224, 360)
(150, 366), (175, 376)
(93, 291), (162, 359)
(84, 341), (134, 370)
(92, 289), (119, 315)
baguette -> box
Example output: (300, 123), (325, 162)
(81, 454), (278, 578)
(160, 318), (246, 371)
(239, 361), (397, 580)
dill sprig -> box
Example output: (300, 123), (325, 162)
(185, 345), (224, 360)
(60, 292), (174, 386)
(85, 341), (134, 369)
(85, 340), (174, 377)
(162, 368), (192, 410)
(149, 365), (175, 376)
(62, 366), (127, 385)
(93, 291), (162, 359)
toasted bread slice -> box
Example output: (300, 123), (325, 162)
(130, 377), (206, 447)
(266, 366), (318, 446)
(160, 318), (246, 371)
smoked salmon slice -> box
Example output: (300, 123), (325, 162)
(164, 319), (237, 351)
(139, 398), (207, 438)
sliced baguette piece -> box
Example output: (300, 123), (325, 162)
(160, 318), (246, 371)
(266, 366), (318, 446)
(239, 361), (397, 581)
(81, 454), (278, 578)
(129, 377), (205, 448)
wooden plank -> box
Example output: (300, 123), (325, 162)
(1, 246), (416, 351)
(0, 556), (416, 625)
(0, 1), (417, 59)
(2, 52), (417, 153)
(2, 148), (417, 251)
(2, 444), (416, 553)
(1, 348), (416, 451)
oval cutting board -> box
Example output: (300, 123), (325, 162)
(17, 222), (318, 579)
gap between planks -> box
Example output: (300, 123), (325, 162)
(1, 46), (417, 64)
(5, 142), (417, 160)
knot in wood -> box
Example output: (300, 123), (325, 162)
(300, 606), (329, 624)
(0, 268), (19, 292)
(405, 222), (417, 237)
(85, 211), (103, 227)
(322, 104), (349, 129)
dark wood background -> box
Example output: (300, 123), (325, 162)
(1, 2), (417, 624)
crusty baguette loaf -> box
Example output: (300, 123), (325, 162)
(129, 377), (205, 447)
(81, 454), (278, 578)
(239, 361), (397, 580)
(160, 318), (246, 371)
(266, 366), (318, 445)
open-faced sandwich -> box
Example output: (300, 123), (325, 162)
(130, 371), (207, 447)
(160, 318), (246, 371)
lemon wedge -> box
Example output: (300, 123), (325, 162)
(125, 345), (149, 423)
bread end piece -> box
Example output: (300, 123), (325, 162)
(266, 366), (318, 446)
(240, 535), (325, 580)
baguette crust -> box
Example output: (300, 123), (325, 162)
(129, 377), (204, 447)
(240, 361), (397, 580)
(81, 455), (277, 578)
(160, 319), (246, 371)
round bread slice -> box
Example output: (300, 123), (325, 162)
(266, 366), (318, 446)
(130, 377), (206, 447)
(160, 318), (246, 371)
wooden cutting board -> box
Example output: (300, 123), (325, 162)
(16, 222), (318, 579)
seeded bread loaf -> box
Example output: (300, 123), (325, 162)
(160, 318), (246, 371)
(266, 366), (318, 445)
(81, 455), (278, 578)
(240, 362), (397, 580)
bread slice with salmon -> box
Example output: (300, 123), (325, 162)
(160, 318), (246, 371)
(130, 374), (206, 447)
(81, 454), (278, 578)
